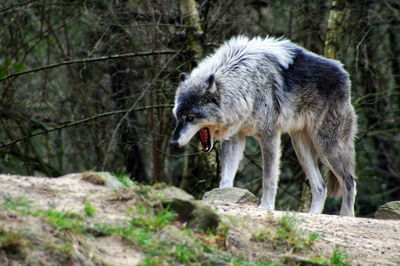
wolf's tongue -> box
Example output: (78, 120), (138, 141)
(199, 127), (210, 151)
(200, 128), (208, 143)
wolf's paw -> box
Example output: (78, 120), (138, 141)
(257, 204), (273, 211)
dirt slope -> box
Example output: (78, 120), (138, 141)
(204, 200), (400, 265)
(0, 173), (143, 265)
(0, 173), (399, 265)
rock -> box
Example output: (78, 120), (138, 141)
(154, 186), (194, 201)
(162, 198), (220, 233)
(58, 173), (83, 179)
(187, 205), (220, 233)
(80, 172), (133, 189)
(281, 255), (322, 265)
(155, 225), (196, 248)
(163, 198), (197, 221)
(200, 253), (230, 266)
(202, 187), (259, 205)
(375, 201), (400, 220)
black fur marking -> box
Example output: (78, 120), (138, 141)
(176, 89), (219, 119)
(207, 74), (215, 88)
(281, 49), (349, 99)
(171, 121), (184, 141)
(176, 92), (207, 118)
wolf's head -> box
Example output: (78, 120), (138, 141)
(170, 73), (221, 152)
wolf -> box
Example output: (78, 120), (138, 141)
(170, 36), (357, 216)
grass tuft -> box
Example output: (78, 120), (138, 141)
(0, 227), (26, 260)
(83, 201), (96, 217)
(43, 209), (84, 234)
(330, 247), (350, 265)
(3, 196), (35, 215)
(1, 183), (345, 265)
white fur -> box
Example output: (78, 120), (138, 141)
(176, 124), (203, 147)
(191, 36), (295, 80)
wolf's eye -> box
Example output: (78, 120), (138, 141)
(186, 116), (195, 122)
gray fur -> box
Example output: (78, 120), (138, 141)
(171, 35), (357, 216)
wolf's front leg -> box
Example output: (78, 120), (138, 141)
(259, 132), (281, 210)
(219, 134), (246, 188)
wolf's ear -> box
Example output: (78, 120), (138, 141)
(206, 74), (217, 94)
(179, 73), (188, 82)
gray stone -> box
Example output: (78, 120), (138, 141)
(163, 198), (197, 221)
(375, 201), (400, 220)
(80, 172), (134, 189)
(187, 205), (220, 233)
(162, 198), (220, 233)
(202, 187), (259, 205)
(154, 186), (194, 201)
(82, 172), (133, 189)
(155, 225), (196, 248)
(200, 253), (230, 266)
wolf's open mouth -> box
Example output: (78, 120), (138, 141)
(199, 127), (211, 152)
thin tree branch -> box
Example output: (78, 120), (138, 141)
(0, 50), (182, 82)
(0, 104), (173, 149)
(0, 0), (39, 14)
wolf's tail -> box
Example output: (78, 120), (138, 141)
(326, 170), (342, 198)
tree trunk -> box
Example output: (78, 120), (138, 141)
(179, 0), (204, 61)
(178, 0), (218, 195)
(324, 0), (348, 59)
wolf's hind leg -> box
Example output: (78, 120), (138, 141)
(259, 132), (281, 210)
(291, 132), (326, 214)
(220, 134), (246, 188)
(317, 107), (357, 216)
(320, 150), (356, 217)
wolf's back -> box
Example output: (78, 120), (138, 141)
(190, 35), (297, 81)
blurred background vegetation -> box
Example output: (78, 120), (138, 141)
(0, 0), (399, 217)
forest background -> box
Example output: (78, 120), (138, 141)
(0, 0), (399, 217)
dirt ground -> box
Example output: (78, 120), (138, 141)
(0, 173), (143, 265)
(204, 200), (400, 265)
(0, 173), (399, 265)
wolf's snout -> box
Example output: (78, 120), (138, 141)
(170, 139), (180, 148)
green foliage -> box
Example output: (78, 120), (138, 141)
(43, 209), (84, 234)
(140, 256), (163, 266)
(3, 196), (35, 215)
(275, 214), (320, 251)
(171, 244), (197, 264)
(83, 201), (96, 217)
(112, 170), (136, 188)
(252, 214), (320, 254)
(130, 205), (176, 231)
(252, 227), (273, 242)
(0, 182), (349, 265)
(329, 247), (350, 266)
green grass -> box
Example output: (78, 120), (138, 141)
(112, 170), (135, 188)
(43, 209), (84, 234)
(171, 244), (197, 264)
(329, 247), (350, 266)
(3, 196), (37, 215)
(252, 213), (320, 254)
(1, 185), (347, 265)
(0, 227), (27, 260)
(83, 201), (96, 217)
(275, 214), (320, 252)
